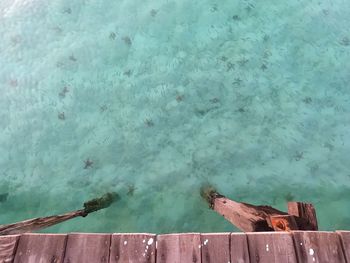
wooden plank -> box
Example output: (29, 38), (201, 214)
(247, 232), (297, 263)
(288, 202), (318, 230)
(0, 235), (19, 263)
(230, 233), (250, 263)
(337, 231), (350, 262)
(63, 233), (111, 263)
(292, 231), (346, 263)
(156, 233), (201, 263)
(201, 233), (230, 263)
(13, 234), (66, 263)
(109, 233), (156, 263)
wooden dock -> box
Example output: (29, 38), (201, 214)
(0, 231), (349, 262)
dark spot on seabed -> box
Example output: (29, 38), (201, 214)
(303, 97), (312, 104)
(84, 158), (93, 169)
(123, 69), (132, 77)
(0, 193), (8, 202)
(232, 78), (242, 86)
(109, 32), (116, 40)
(285, 192), (294, 202)
(339, 37), (350, 46)
(150, 9), (158, 17)
(122, 36), (132, 46)
(144, 118), (154, 127)
(219, 56), (228, 62)
(294, 151), (304, 161)
(237, 107), (246, 113)
(58, 112), (65, 120)
(209, 97), (220, 103)
(232, 15), (240, 21)
(226, 61), (235, 71)
(263, 34), (270, 42)
(63, 7), (72, 14)
(127, 184), (137, 196)
(59, 86), (69, 98)
(100, 105), (108, 112)
(260, 63), (268, 71)
(237, 58), (249, 66)
(210, 4), (218, 12)
(69, 54), (77, 62)
(176, 94), (184, 102)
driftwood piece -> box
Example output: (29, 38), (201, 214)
(0, 192), (119, 236)
(288, 202), (318, 230)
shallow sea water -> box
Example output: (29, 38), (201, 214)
(0, 0), (350, 233)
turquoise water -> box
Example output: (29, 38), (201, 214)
(1, 0), (350, 233)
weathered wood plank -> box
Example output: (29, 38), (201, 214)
(230, 233), (250, 263)
(156, 233), (201, 263)
(337, 231), (350, 262)
(13, 234), (66, 263)
(201, 187), (288, 231)
(201, 233), (230, 263)
(230, 233), (249, 263)
(292, 231), (346, 263)
(288, 202), (318, 230)
(109, 233), (156, 263)
(63, 233), (110, 263)
(247, 232), (297, 263)
(0, 235), (19, 263)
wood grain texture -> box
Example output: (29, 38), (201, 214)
(0, 211), (86, 236)
(213, 197), (286, 232)
(13, 234), (66, 263)
(288, 202), (318, 230)
(109, 233), (156, 263)
(231, 233), (250, 263)
(201, 233), (230, 263)
(156, 233), (201, 263)
(292, 231), (346, 263)
(337, 231), (350, 262)
(247, 232), (297, 263)
(63, 233), (111, 263)
(0, 235), (19, 263)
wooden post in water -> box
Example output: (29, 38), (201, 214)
(201, 186), (318, 232)
(0, 192), (119, 235)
